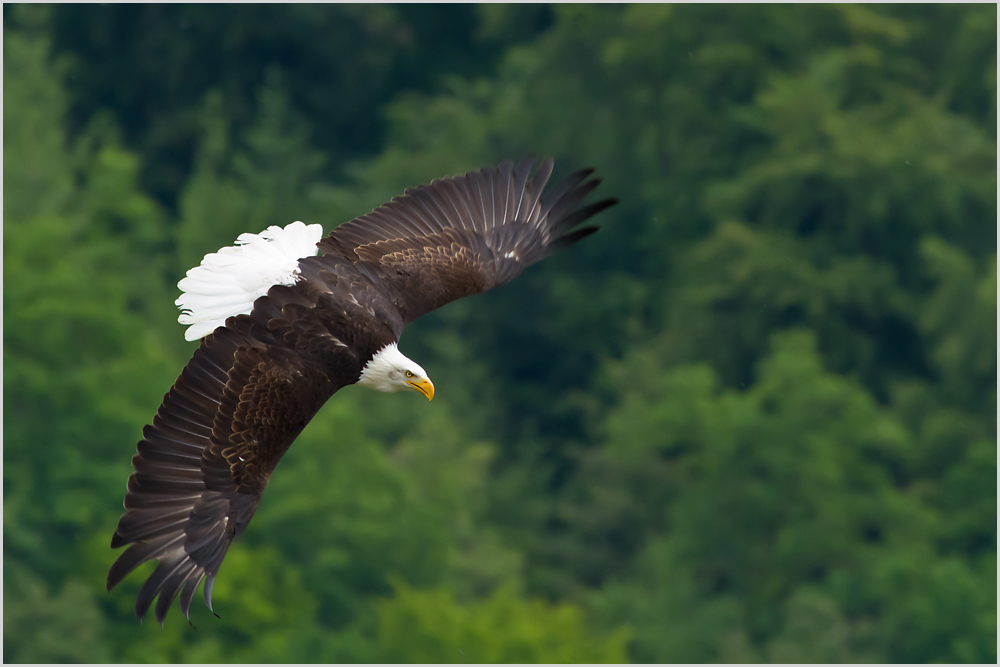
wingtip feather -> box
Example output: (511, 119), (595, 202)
(204, 575), (216, 611)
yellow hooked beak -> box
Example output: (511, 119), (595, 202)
(407, 377), (435, 401)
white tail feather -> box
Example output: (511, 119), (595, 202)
(176, 221), (325, 341)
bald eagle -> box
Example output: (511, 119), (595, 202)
(107, 156), (616, 624)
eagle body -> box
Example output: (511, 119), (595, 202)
(108, 156), (616, 624)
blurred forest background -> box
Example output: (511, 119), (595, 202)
(3, 3), (996, 662)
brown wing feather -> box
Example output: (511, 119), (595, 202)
(108, 322), (258, 623)
(108, 279), (373, 623)
(319, 156), (618, 323)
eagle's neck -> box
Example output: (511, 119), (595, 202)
(357, 343), (413, 392)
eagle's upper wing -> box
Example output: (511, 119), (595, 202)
(106, 271), (394, 624)
(319, 155), (617, 324)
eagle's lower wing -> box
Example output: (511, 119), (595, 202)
(107, 313), (342, 624)
(318, 155), (617, 323)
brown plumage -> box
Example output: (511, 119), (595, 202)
(108, 155), (617, 623)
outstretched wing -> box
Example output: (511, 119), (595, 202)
(319, 155), (618, 323)
(107, 284), (370, 624)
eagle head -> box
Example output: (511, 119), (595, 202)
(357, 342), (434, 400)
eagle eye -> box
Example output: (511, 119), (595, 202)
(404, 370), (415, 378)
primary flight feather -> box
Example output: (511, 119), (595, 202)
(108, 155), (617, 624)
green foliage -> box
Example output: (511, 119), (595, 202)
(585, 331), (993, 662)
(3, 563), (110, 663)
(918, 238), (997, 414)
(2, 13), (73, 222)
(39, 4), (546, 209)
(4, 4), (994, 663)
(376, 582), (628, 663)
(175, 78), (329, 273)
